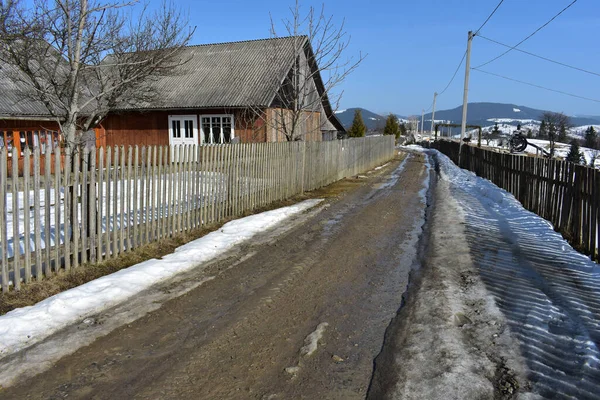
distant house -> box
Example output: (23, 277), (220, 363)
(0, 36), (344, 162)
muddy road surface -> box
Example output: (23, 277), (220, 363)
(2, 153), (429, 400)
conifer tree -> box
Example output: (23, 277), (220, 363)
(566, 139), (584, 164)
(492, 123), (501, 135)
(558, 123), (568, 143)
(539, 121), (547, 139)
(348, 109), (367, 137)
(383, 114), (401, 139)
(584, 126), (598, 149)
(399, 123), (407, 137)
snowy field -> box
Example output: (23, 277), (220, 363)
(453, 132), (600, 168)
(0, 199), (322, 360)
(431, 149), (600, 398)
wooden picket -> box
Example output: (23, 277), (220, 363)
(0, 136), (394, 292)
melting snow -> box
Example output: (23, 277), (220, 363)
(300, 322), (329, 357)
(0, 199), (323, 360)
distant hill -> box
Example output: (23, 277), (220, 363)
(335, 108), (386, 131)
(423, 102), (600, 128)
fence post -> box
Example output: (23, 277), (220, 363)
(0, 148), (8, 291)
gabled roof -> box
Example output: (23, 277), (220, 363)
(116, 36), (307, 110)
(0, 36), (345, 131)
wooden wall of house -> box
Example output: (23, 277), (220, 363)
(266, 109), (323, 142)
(100, 108), (325, 147)
(101, 111), (169, 148)
(101, 109), (270, 147)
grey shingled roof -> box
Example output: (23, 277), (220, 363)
(0, 63), (55, 118)
(116, 36), (307, 110)
(0, 36), (345, 131)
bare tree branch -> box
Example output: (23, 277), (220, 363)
(0, 0), (194, 153)
(247, 0), (366, 141)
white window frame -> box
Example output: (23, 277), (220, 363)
(168, 115), (199, 147)
(199, 114), (235, 144)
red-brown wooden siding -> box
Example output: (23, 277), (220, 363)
(101, 108), (323, 147)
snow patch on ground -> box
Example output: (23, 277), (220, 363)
(0, 199), (323, 361)
(300, 322), (329, 357)
(374, 162), (390, 171)
(378, 155), (410, 190)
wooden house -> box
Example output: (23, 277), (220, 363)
(100, 36), (345, 147)
(0, 36), (344, 172)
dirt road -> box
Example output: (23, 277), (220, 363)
(2, 153), (429, 399)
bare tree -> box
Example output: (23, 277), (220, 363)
(407, 116), (419, 136)
(0, 0), (194, 155)
(541, 111), (570, 157)
(246, 0), (365, 142)
(483, 128), (502, 146)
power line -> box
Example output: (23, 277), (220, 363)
(477, 35), (600, 78)
(472, 67), (600, 103)
(420, 0), (503, 112)
(438, 50), (467, 96)
(474, 0), (505, 35)
(473, 0), (578, 69)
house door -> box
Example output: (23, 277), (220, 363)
(169, 115), (198, 161)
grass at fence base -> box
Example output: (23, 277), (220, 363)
(0, 155), (404, 316)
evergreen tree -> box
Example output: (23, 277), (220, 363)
(566, 139), (584, 164)
(558, 123), (568, 143)
(383, 113), (401, 139)
(348, 109), (367, 137)
(492, 123), (501, 135)
(539, 120), (547, 139)
(526, 129), (533, 138)
(399, 123), (407, 137)
(584, 126), (598, 149)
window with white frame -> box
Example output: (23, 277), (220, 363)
(168, 115), (198, 146)
(200, 115), (234, 144)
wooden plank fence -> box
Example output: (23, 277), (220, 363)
(431, 140), (599, 263)
(0, 136), (395, 292)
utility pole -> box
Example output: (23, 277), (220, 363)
(420, 109), (424, 135)
(459, 31), (474, 164)
(430, 92), (437, 141)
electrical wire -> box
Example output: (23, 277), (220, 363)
(472, 67), (600, 103)
(473, 0), (578, 69)
(474, 0), (505, 36)
(438, 50), (467, 97)
(477, 35), (600, 78)
(419, 0), (504, 113)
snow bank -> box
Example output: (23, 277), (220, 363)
(430, 149), (600, 397)
(0, 199), (323, 360)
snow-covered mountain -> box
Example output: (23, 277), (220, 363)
(423, 102), (600, 128)
(335, 108), (385, 131)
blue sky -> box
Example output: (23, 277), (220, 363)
(169, 0), (598, 117)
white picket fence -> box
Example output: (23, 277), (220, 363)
(0, 136), (395, 292)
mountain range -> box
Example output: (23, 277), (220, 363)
(335, 103), (600, 130)
(334, 108), (388, 131)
